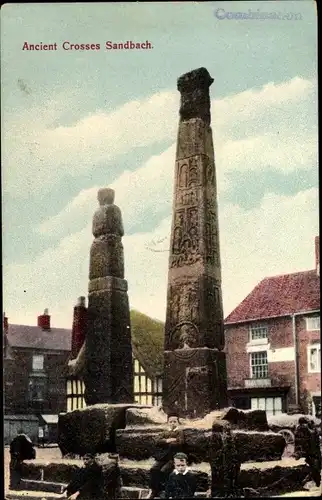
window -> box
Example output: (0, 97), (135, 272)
(153, 376), (163, 406)
(29, 377), (47, 401)
(306, 316), (320, 331)
(32, 355), (44, 371)
(66, 377), (86, 412)
(250, 324), (268, 341)
(250, 351), (268, 379)
(307, 344), (321, 373)
(133, 358), (162, 406)
(251, 396), (282, 416)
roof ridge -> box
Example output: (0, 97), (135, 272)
(9, 323), (71, 330)
(261, 269), (316, 281)
(225, 268), (319, 324)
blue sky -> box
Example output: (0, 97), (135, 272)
(2, 1), (318, 327)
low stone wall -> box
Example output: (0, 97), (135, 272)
(115, 427), (285, 462)
(125, 406), (269, 431)
(20, 459), (308, 495)
(58, 405), (273, 457)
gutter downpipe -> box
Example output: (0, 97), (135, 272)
(291, 314), (299, 409)
(291, 309), (320, 411)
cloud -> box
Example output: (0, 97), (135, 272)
(216, 135), (317, 175)
(220, 187), (319, 315)
(3, 91), (178, 198)
(3, 76), (317, 199)
(37, 144), (176, 237)
(3, 76), (319, 328)
(214, 76), (315, 129)
(4, 187), (318, 328)
(35, 75), (317, 241)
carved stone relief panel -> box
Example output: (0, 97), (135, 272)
(172, 209), (185, 255)
(178, 160), (189, 189)
(203, 277), (225, 349)
(170, 204), (201, 268)
(205, 201), (219, 266)
(188, 156), (199, 187)
(176, 188), (198, 207)
(204, 155), (215, 186)
(167, 283), (200, 350)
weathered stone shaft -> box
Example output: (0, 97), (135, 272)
(163, 68), (227, 417)
(84, 188), (134, 405)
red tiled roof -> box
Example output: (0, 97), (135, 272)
(7, 324), (72, 351)
(225, 269), (320, 325)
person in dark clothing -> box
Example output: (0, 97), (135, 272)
(9, 433), (36, 490)
(62, 453), (122, 499)
(294, 417), (321, 488)
(207, 422), (240, 498)
(164, 453), (197, 498)
(294, 417), (311, 459)
(148, 413), (185, 499)
(306, 419), (322, 487)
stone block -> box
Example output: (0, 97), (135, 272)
(115, 426), (285, 462)
(125, 406), (167, 426)
(233, 430), (286, 463)
(21, 462), (42, 481)
(121, 464), (209, 491)
(116, 426), (164, 460)
(18, 479), (65, 494)
(6, 493), (64, 500)
(194, 407), (269, 431)
(163, 348), (227, 417)
(58, 404), (150, 456)
(22, 461), (81, 484)
(239, 463), (308, 495)
(222, 407), (269, 431)
(43, 463), (81, 484)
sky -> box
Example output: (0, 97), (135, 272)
(1, 1), (318, 328)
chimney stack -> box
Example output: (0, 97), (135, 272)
(315, 236), (319, 276)
(71, 296), (87, 358)
(37, 309), (51, 330)
(3, 312), (8, 332)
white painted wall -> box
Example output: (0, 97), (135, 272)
(267, 346), (295, 363)
(246, 343), (270, 353)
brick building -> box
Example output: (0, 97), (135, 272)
(4, 304), (164, 419)
(3, 309), (71, 416)
(225, 237), (320, 417)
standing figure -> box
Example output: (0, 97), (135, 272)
(307, 420), (322, 487)
(164, 453), (197, 498)
(9, 433), (36, 490)
(294, 417), (321, 488)
(148, 413), (185, 499)
(207, 422), (240, 498)
(38, 426), (45, 448)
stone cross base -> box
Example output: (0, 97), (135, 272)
(163, 347), (228, 417)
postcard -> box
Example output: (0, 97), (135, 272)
(2, 1), (319, 498)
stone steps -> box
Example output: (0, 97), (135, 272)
(19, 479), (66, 494)
(14, 458), (310, 498)
(6, 487), (208, 499)
(21, 458), (307, 492)
(6, 493), (64, 500)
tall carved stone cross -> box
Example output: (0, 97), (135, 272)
(163, 68), (228, 418)
(83, 188), (134, 405)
